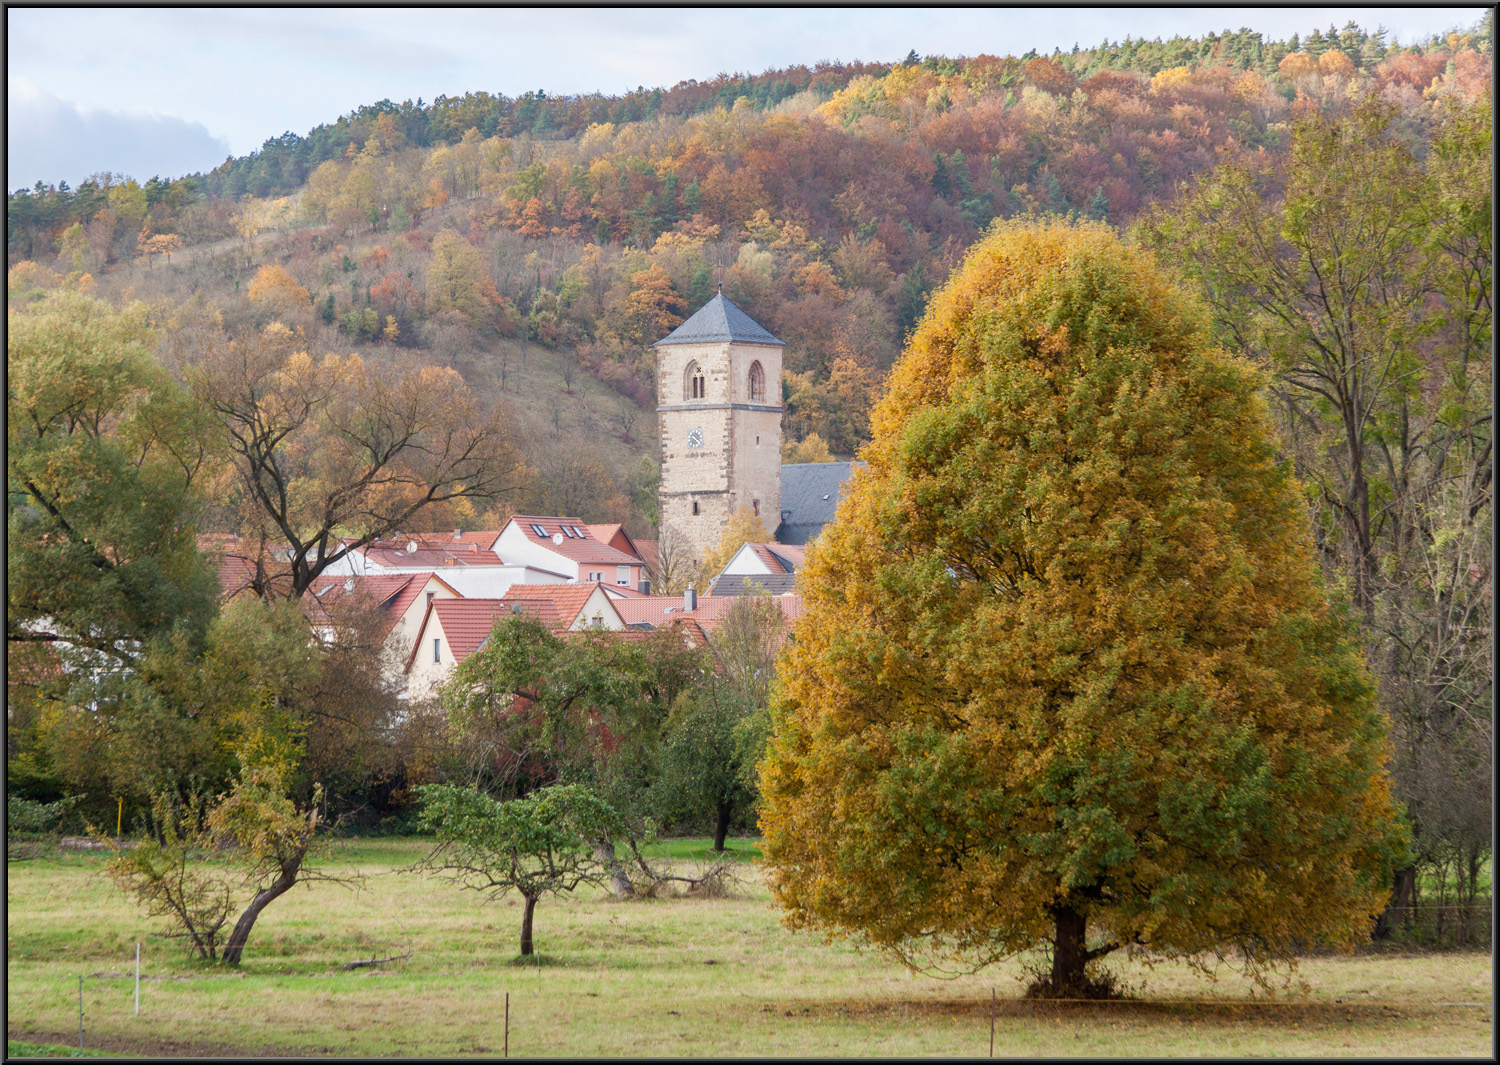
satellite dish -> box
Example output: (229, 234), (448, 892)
(552, 532), (565, 545)
(406, 541), (419, 554)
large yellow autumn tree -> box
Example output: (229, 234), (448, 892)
(758, 221), (1408, 995)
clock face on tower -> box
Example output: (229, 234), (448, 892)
(687, 427), (704, 450)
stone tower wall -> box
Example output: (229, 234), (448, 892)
(657, 338), (783, 561)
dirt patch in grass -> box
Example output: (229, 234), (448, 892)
(9, 1029), (348, 1059)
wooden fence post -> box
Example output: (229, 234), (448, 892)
(989, 987), (995, 1057)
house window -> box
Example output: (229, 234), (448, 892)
(426, 591), (435, 606)
(692, 500), (700, 515)
(748, 360), (765, 402)
(616, 565), (631, 585)
(753, 499), (760, 517)
(433, 638), (442, 663)
(588, 571), (603, 582)
(530, 523), (548, 537)
(684, 361), (706, 401)
(591, 613), (604, 628)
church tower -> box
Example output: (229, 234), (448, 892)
(654, 291), (784, 561)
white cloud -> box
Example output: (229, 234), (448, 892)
(7, 77), (231, 192)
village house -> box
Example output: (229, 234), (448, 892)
(492, 516), (649, 589)
(302, 571), (463, 682)
(707, 541), (804, 596)
(402, 583), (627, 702)
(191, 296), (862, 709)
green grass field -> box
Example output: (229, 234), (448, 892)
(6, 839), (1492, 1057)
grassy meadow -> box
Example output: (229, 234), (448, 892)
(6, 838), (1492, 1057)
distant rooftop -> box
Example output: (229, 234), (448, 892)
(712, 572), (799, 597)
(654, 292), (785, 347)
(774, 462), (862, 545)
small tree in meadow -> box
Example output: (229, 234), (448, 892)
(103, 764), (355, 965)
(414, 783), (621, 956)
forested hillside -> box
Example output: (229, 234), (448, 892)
(7, 17), (1492, 536)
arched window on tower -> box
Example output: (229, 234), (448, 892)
(748, 360), (765, 403)
(684, 360), (706, 401)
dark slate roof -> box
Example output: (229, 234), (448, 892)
(711, 572), (800, 597)
(654, 292), (785, 347)
(773, 462), (862, 545)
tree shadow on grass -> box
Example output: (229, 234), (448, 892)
(787, 996), (1447, 1028)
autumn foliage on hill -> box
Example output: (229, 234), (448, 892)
(757, 222), (1408, 993)
(5, 18), (1491, 467)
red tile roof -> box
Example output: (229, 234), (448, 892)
(415, 599), (554, 668)
(306, 572), (460, 637)
(600, 584), (654, 599)
(585, 523), (650, 564)
(613, 594), (804, 633)
(508, 516), (641, 566)
(731, 542), (804, 574)
(748, 544), (787, 573)
(502, 583), (619, 629)
(632, 539), (662, 580)
(198, 534), (294, 600)
(769, 543), (805, 568)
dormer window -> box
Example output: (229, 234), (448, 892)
(748, 360), (765, 402)
(684, 361), (706, 401)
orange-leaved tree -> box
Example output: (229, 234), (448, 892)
(757, 220), (1408, 996)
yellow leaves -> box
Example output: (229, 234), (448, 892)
(1278, 53), (1318, 82)
(759, 219), (1407, 979)
(1318, 49), (1356, 78)
(247, 264), (311, 314)
(7, 260), (59, 293)
(426, 230), (500, 326)
(783, 432), (833, 464)
(793, 260), (843, 300)
(1149, 66), (1193, 94)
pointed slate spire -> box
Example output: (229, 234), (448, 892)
(653, 291), (785, 347)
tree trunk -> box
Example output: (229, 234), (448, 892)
(713, 800), (732, 853)
(1051, 904), (1089, 994)
(221, 857), (302, 965)
(1372, 865), (1417, 940)
(519, 893), (538, 956)
(593, 836), (634, 899)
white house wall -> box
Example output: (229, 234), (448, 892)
(493, 523), (581, 579)
(720, 542), (774, 576)
(381, 576), (462, 686)
(432, 567), (568, 599)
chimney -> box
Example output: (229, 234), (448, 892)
(685, 583), (697, 612)
(453, 529), (461, 540)
(638, 579), (651, 595)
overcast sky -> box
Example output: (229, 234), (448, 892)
(7, 6), (1486, 192)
